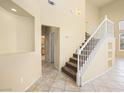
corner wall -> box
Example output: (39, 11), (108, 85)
(86, 0), (100, 34)
(100, 0), (124, 58)
(82, 36), (115, 83)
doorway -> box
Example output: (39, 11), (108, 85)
(41, 25), (60, 70)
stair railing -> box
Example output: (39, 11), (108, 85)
(76, 15), (114, 86)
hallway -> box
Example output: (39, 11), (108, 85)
(27, 58), (124, 92)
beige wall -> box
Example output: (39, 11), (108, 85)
(0, 0), (41, 91)
(16, 16), (34, 53)
(86, 0), (100, 34)
(82, 36), (115, 83)
(0, 7), (16, 54)
(100, 0), (124, 58)
(0, 0), (86, 91)
(40, 0), (86, 68)
(0, 6), (34, 54)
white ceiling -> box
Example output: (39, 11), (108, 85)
(0, 0), (33, 17)
(88, 0), (115, 7)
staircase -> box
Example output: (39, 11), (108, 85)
(62, 32), (99, 81)
(61, 16), (114, 86)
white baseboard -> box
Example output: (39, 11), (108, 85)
(24, 75), (41, 92)
(81, 67), (112, 86)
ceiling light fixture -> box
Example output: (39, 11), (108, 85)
(11, 8), (17, 12)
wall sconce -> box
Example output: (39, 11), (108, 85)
(48, 0), (55, 5)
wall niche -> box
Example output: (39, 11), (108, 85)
(0, 0), (35, 54)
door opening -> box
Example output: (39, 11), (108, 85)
(41, 25), (60, 69)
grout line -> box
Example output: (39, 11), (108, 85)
(48, 73), (58, 91)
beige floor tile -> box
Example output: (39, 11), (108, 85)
(94, 86), (112, 92)
(49, 87), (65, 92)
(27, 59), (124, 92)
(109, 88), (124, 92)
(65, 89), (80, 92)
(26, 84), (37, 92)
(55, 73), (68, 80)
(65, 80), (80, 92)
(80, 83), (95, 92)
(33, 86), (49, 92)
(51, 80), (65, 89)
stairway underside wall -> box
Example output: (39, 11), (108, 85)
(81, 36), (115, 84)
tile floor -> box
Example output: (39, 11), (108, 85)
(27, 58), (124, 92)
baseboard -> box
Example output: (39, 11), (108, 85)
(24, 75), (41, 92)
(81, 67), (112, 86)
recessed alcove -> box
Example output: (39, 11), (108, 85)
(0, 0), (35, 54)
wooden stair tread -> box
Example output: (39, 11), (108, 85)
(73, 53), (88, 57)
(70, 57), (77, 60)
(66, 61), (77, 68)
(62, 66), (76, 81)
(61, 32), (98, 82)
(70, 57), (78, 64)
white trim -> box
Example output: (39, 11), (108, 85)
(80, 35), (107, 86)
(107, 19), (114, 24)
(77, 18), (107, 86)
(81, 35), (115, 86)
(24, 75), (41, 92)
(119, 33), (124, 51)
(79, 18), (106, 53)
(77, 15), (114, 86)
(81, 67), (112, 86)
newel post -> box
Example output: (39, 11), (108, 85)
(105, 15), (108, 33)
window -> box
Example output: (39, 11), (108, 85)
(119, 21), (124, 31)
(119, 21), (124, 51)
(119, 33), (124, 51)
